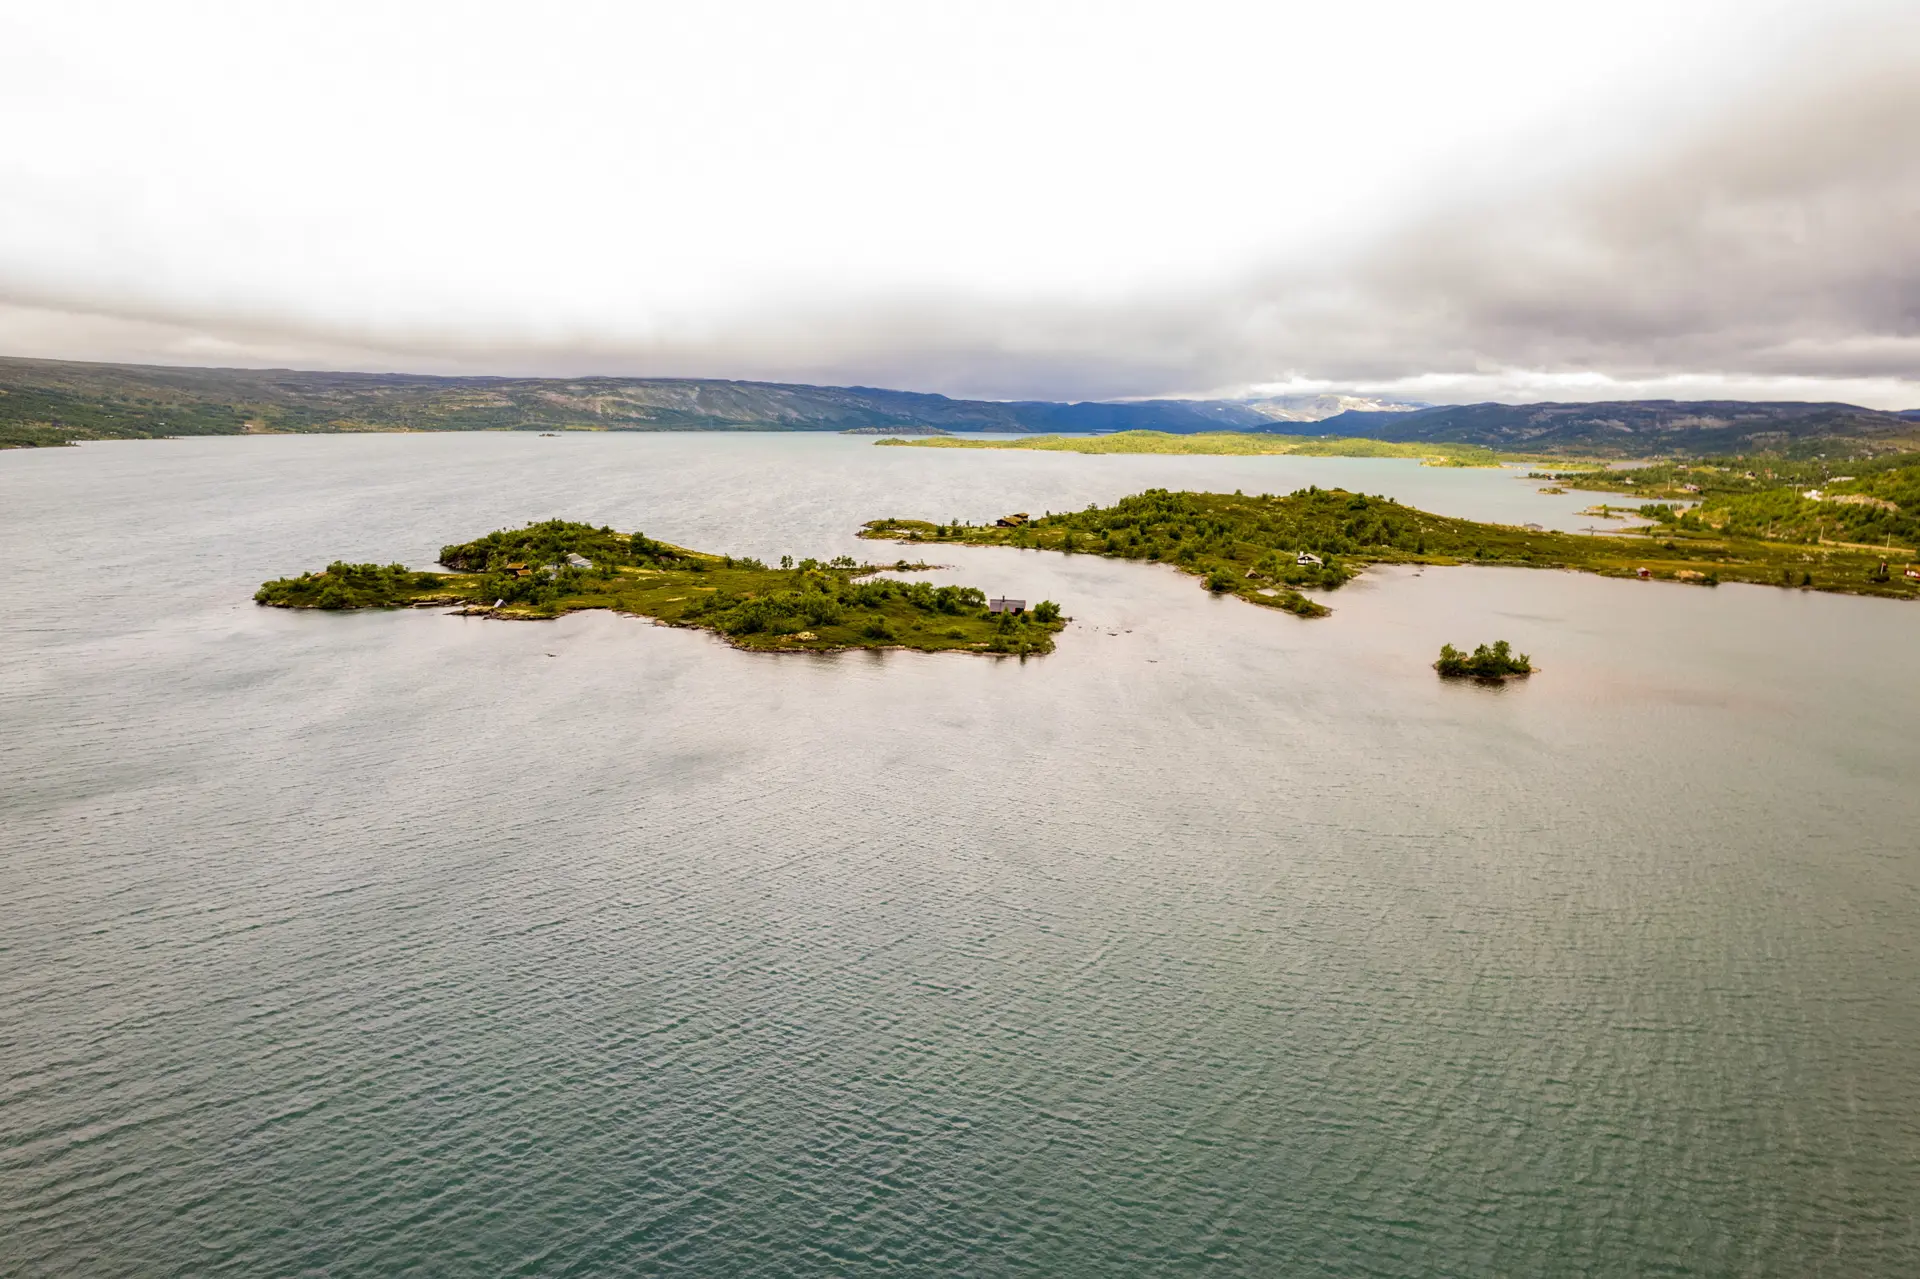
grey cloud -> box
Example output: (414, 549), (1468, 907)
(1253, 38), (1920, 385)
(3, 24), (1916, 404)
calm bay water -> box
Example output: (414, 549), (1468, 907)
(3, 433), (1918, 1276)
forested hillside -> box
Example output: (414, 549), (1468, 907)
(0, 357), (1266, 446)
(1309, 400), (1920, 455)
(3, 356), (1915, 454)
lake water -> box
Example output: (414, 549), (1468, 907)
(4, 433), (1918, 1276)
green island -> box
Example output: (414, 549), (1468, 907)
(861, 486), (1920, 618)
(876, 430), (1522, 466)
(1435, 641), (1533, 678)
(256, 520), (1065, 655)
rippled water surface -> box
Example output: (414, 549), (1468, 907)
(4, 434), (1918, 1276)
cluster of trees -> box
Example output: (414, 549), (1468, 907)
(891, 487), (1468, 605)
(435, 518), (693, 608)
(1014, 487), (1449, 575)
(1638, 484), (1916, 547)
(867, 488), (1513, 617)
(1720, 482), (1914, 547)
(437, 518), (658, 572)
(1434, 640), (1532, 678)
(1567, 454), (1920, 549)
(255, 561), (442, 610)
(1557, 452), (1918, 501)
(986, 605), (1057, 654)
(680, 569), (1062, 651)
(883, 479), (1919, 610)
(474, 565), (580, 607)
(1181, 489), (1409, 543)
(686, 571), (1002, 638)
(776, 554), (861, 571)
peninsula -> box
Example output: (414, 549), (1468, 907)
(861, 487), (1920, 618)
(257, 520), (1065, 655)
(1537, 452), (1920, 553)
(877, 431), (1516, 466)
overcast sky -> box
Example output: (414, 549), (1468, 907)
(2, 0), (1916, 405)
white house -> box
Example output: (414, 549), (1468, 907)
(1296, 552), (1323, 566)
(987, 597), (1026, 614)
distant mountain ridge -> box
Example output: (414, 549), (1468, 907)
(1304, 400), (1920, 454)
(0, 356), (1913, 455)
(0, 357), (1291, 444)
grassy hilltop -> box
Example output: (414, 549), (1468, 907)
(258, 520), (1064, 655)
